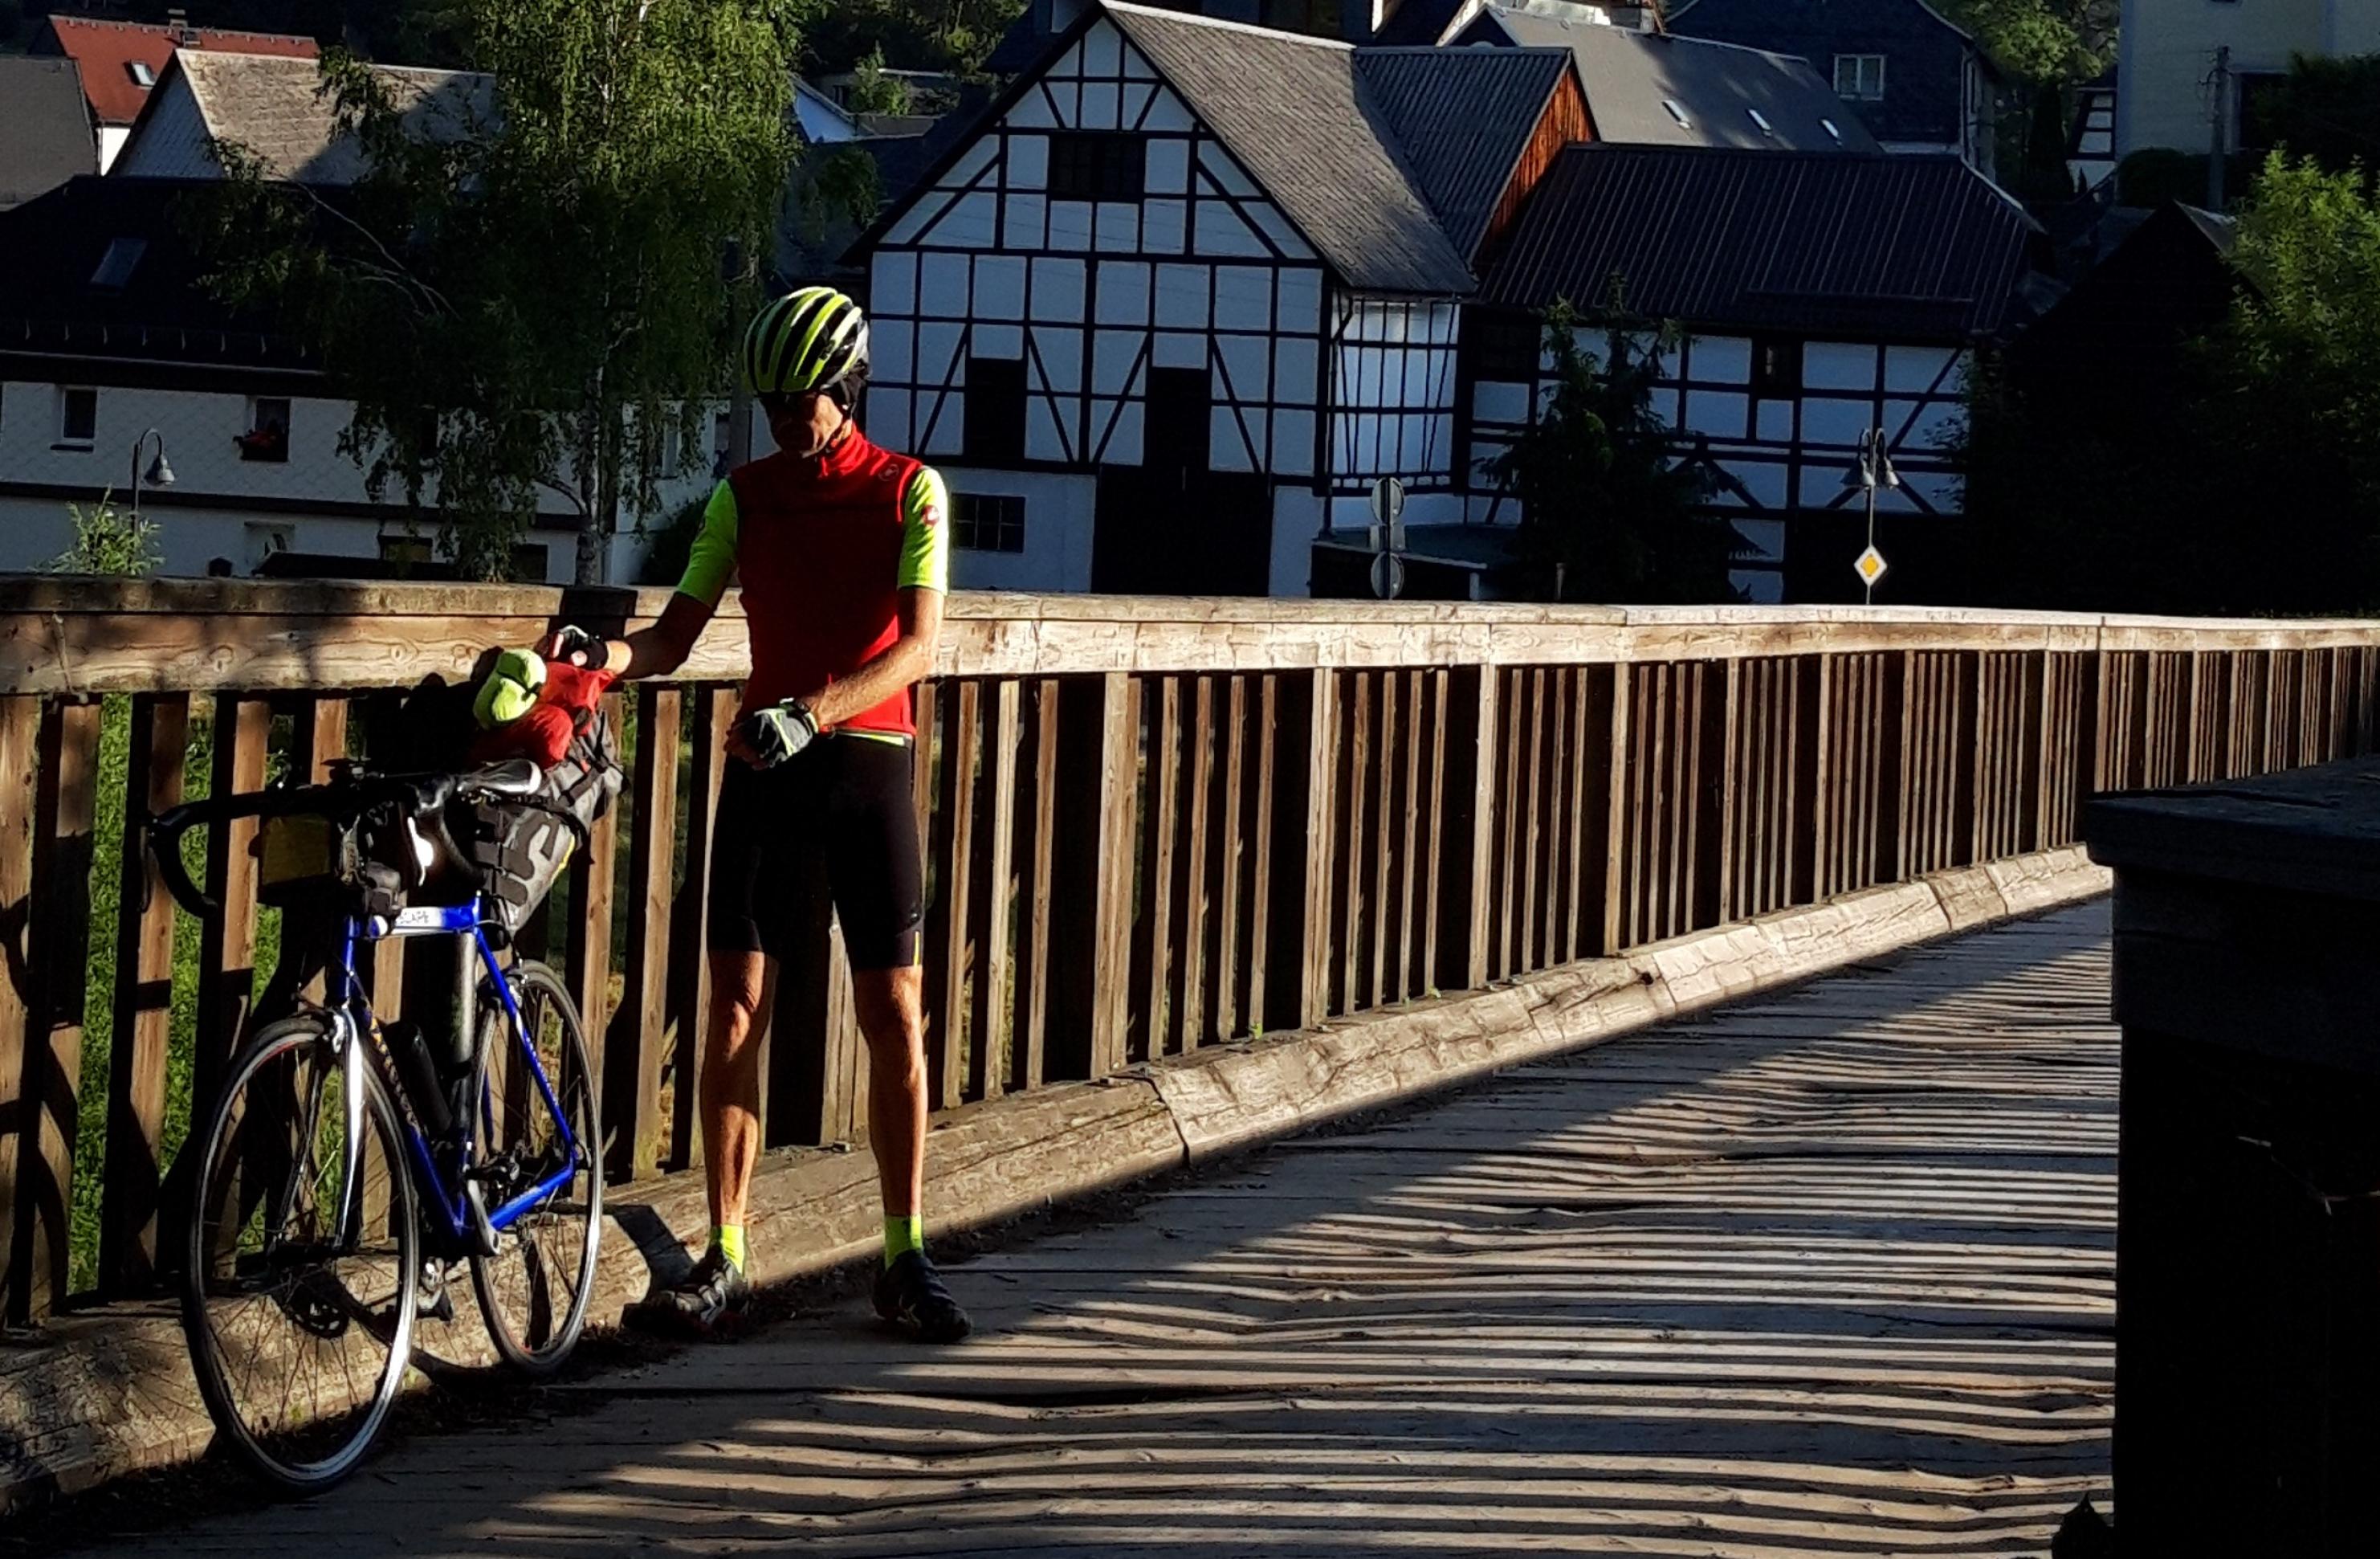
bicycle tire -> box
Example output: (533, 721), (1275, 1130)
(180, 1014), (421, 1493)
(467, 959), (604, 1375)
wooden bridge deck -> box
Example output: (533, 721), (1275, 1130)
(79, 907), (2115, 1558)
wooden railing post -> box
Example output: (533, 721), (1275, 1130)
(0, 695), (38, 1321)
(102, 692), (187, 1296)
(1049, 673), (1136, 1080)
(606, 684), (679, 1181)
(1432, 663), (1494, 992)
(564, 690), (620, 1154)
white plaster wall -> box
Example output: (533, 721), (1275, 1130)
(936, 467), (1098, 593)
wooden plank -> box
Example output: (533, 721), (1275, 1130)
(974, 680), (1022, 1099)
(563, 694), (621, 1141)
(931, 682), (980, 1107)
(1436, 667), (1494, 993)
(667, 687), (736, 1172)
(1369, 671), (1396, 1009)
(1396, 669), (1423, 1002)
(1049, 673), (1136, 1080)
(1132, 678), (1180, 1057)
(1295, 670), (1340, 1028)
(1176, 677), (1213, 1051)
(1209, 675), (1247, 1043)
(1495, 668), (1522, 980)
(606, 685), (679, 1180)
(14, 700), (101, 1316)
(193, 696), (271, 1102)
(100, 692), (187, 1295)
(1246, 675), (1280, 1032)
(1340, 671), (1369, 1011)
(1519, 668), (1546, 975)
(1014, 680), (1059, 1088)
(1421, 669), (1449, 991)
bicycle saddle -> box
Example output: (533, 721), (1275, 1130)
(463, 759), (544, 799)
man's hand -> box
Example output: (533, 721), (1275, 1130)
(536, 624), (613, 671)
(732, 698), (819, 769)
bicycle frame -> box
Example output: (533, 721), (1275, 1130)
(323, 900), (585, 1249)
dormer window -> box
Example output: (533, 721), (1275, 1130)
(90, 238), (146, 291)
(1662, 99), (1691, 130)
(128, 61), (157, 88)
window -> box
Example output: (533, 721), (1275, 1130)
(952, 493), (1026, 553)
(380, 534), (434, 568)
(238, 395), (291, 462)
(127, 61), (156, 88)
(90, 238), (145, 290)
(1049, 132), (1146, 200)
(1750, 337), (1803, 399)
(1661, 98), (1692, 130)
(1834, 55), (1886, 101)
(1820, 117), (1844, 144)
(57, 386), (96, 447)
(964, 356), (1027, 462)
(711, 407), (734, 475)
(1746, 108), (1775, 138)
(1471, 312), (1542, 383)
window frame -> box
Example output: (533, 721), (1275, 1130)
(240, 395), (292, 463)
(1749, 336), (1803, 401)
(56, 386), (96, 448)
(952, 492), (1027, 554)
(1833, 54), (1887, 102)
(1047, 131), (1148, 202)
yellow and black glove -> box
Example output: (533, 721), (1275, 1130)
(736, 698), (818, 768)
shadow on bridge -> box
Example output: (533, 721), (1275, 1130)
(80, 910), (2116, 1558)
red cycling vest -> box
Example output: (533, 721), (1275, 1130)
(726, 428), (925, 740)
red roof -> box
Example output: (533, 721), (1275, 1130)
(42, 17), (317, 126)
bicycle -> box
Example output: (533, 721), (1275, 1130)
(150, 759), (604, 1492)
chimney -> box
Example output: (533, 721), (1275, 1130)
(165, 7), (195, 42)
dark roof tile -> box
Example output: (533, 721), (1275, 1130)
(1485, 143), (2040, 340)
(0, 57), (97, 210)
(1353, 47), (1571, 261)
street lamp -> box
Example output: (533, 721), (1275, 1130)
(1842, 426), (1898, 605)
(130, 427), (174, 524)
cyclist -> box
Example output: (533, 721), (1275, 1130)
(541, 286), (968, 1343)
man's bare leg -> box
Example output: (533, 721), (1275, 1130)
(854, 963), (970, 1341)
(851, 965), (927, 1217)
(701, 950), (775, 1233)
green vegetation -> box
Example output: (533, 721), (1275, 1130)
(195, 0), (797, 583)
(842, 44), (914, 115)
(1491, 303), (1738, 603)
(48, 493), (162, 577)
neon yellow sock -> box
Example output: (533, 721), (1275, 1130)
(884, 1214), (923, 1266)
(711, 1224), (746, 1271)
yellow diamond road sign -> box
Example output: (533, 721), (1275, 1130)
(1854, 545), (1889, 588)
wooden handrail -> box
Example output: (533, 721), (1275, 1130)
(2, 577), (2377, 1322)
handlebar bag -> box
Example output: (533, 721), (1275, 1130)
(467, 687), (623, 938)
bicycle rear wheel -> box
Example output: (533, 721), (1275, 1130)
(468, 958), (603, 1374)
(181, 1014), (420, 1492)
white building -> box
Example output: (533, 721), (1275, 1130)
(0, 176), (728, 581)
(857, 2), (1584, 596)
(2116, 0), (2378, 162)
(854, 0), (2035, 602)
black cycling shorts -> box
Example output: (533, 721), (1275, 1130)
(707, 736), (923, 970)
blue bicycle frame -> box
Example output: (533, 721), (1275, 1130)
(328, 899), (583, 1247)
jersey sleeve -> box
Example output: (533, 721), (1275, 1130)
(899, 465), (951, 593)
(674, 480), (740, 607)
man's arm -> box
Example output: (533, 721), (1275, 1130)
(542, 481), (733, 677)
(802, 587), (943, 727)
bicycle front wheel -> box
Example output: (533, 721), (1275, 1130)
(181, 1014), (421, 1492)
(468, 958), (603, 1374)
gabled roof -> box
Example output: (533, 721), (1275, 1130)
(0, 57), (98, 210)
(1485, 144), (2040, 340)
(1102, 3), (1475, 293)
(0, 175), (317, 371)
(39, 15), (316, 127)
(128, 50), (491, 186)
(1351, 47), (1575, 261)
(1461, 4), (1881, 153)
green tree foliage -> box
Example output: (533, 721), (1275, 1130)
(842, 44), (913, 115)
(49, 492), (162, 577)
(1490, 304), (1739, 604)
(801, 0), (1024, 80)
(197, 0), (796, 582)
(1936, 0), (2117, 88)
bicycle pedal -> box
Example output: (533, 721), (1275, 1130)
(416, 1262), (455, 1324)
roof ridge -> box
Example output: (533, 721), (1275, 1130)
(49, 15), (315, 42)
(1101, 0), (1355, 51)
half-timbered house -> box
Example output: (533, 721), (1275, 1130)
(857, 1), (1583, 594)
(1475, 144), (2044, 602)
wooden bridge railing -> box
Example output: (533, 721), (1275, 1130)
(2, 580), (2375, 1323)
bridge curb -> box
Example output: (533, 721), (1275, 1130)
(0, 846), (2109, 1513)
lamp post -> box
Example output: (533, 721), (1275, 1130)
(130, 427), (174, 524)
(1843, 426), (1898, 605)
